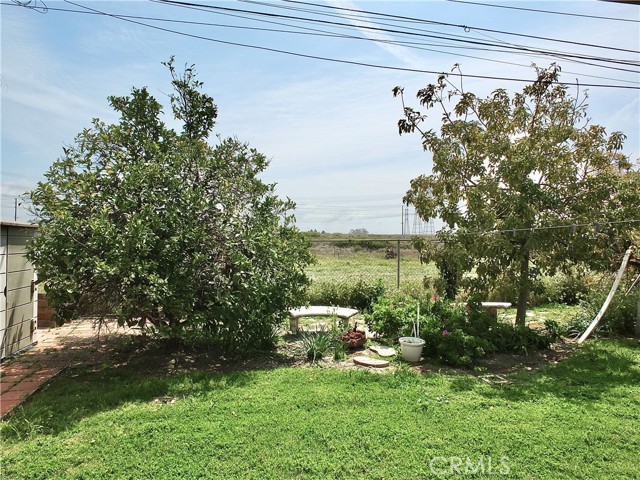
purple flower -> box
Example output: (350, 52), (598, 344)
(432, 295), (438, 301)
(442, 329), (449, 336)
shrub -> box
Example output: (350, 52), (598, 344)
(542, 319), (565, 342)
(27, 59), (313, 351)
(438, 330), (493, 368)
(487, 271), (592, 307)
(363, 291), (419, 339)
(330, 239), (390, 251)
(491, 323), (553, 354)
(367, 293), (555, 367)
(420, 296), (495, 366)
(300, 327), (341, 362)
(306, 279), (386, 312)
(540, 273), (591, 305)
(566, 274), (638, 338)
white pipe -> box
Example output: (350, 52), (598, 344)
(578, 247), (634, 344)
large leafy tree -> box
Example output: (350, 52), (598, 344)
(395, 64), (639, 325)
(28, 58), (312, 349)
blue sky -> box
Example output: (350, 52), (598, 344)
(1, 0), (638, 232)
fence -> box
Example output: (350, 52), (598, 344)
(0, 195), (34, 223)
(308, 238), (437, 290)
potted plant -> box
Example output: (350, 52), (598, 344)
(339, 322), (367, 349)
(399, 302), (425, 362)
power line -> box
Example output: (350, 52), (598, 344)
(276, 0), (640, 53)
(7, 1), (639, 82)
(458, 219), (640, 236)
(391, 218), (640, 240)
(10, 0), (47, 13)
(447, 0), (640, 23)
(153, 0), (639, 69)
(0, 3), (570, 76)
(232, 1), (640, 75)
(56, 1), (638, 89)
(7, 0), (638, 88)
(266, 0), (640, 75)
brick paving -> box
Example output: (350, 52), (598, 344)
(0, 320), (134, 419)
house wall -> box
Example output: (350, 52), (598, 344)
(1, 223), (38, 360)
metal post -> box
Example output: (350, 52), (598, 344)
(14, 197), (18, 221)
(635, 288), (640, 339)
(396, 240), (401, 289)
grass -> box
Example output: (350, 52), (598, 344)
(2, 339), (639, 479)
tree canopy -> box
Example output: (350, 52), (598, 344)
(395, 64), (640, 325)
(28, 58), (313, 349)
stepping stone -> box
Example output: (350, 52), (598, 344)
(479, 374), (511, 385)
(353, 356), (390, 368)
(369, 346), (396, 357)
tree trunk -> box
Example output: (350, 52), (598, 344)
(515, 251), (530, 327)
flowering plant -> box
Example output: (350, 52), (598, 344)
(366, 292), (553, 367)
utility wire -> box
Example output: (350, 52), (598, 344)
(7, 1), (639, 79)
(53, 1), (640, 90)
(7, 0), (638, 89)
(275, 0), (640, 54)
(298, 217), (640, 235)
(10, 0), (47, 13)
(231, 0), (640, 75)
(457, 219), (640, 236)
(149, 1), (640, 76)
(154, 0), (639, 69)
(447, 0), (640, 23)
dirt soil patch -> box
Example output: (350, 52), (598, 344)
(6, 319), (580, 381)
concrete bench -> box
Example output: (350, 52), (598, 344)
(288, 306), (359, 332)
(481, 302), (512, 320)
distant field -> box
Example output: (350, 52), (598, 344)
(307, 242), (438, 288)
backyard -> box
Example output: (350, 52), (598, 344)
(1, 337), (639, 479)
(2, 239), (639, 479)
(3, 14), (639, 479)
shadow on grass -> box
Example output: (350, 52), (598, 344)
(3, 334), (637, 442)
(1, 332), (299, 441)
(474, 338), (640, 403)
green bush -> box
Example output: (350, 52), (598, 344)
(420, 297), (496, 366)
(537, 272), (592, 305)
(300, 327), (340, 362)
(367, 293), (555, 367)
(566, 275), (638, 338)
(306, 279), (386, 312)
(487, 271), (592, 307)
(489, 323), (553, 354)
(27, 59), (313, 351)
(363, 291), (418, 339)
(330, 239), (391, 251)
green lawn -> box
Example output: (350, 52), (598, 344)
(2, 339), (639, 479)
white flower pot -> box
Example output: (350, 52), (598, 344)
(399, 337), (425, 362)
